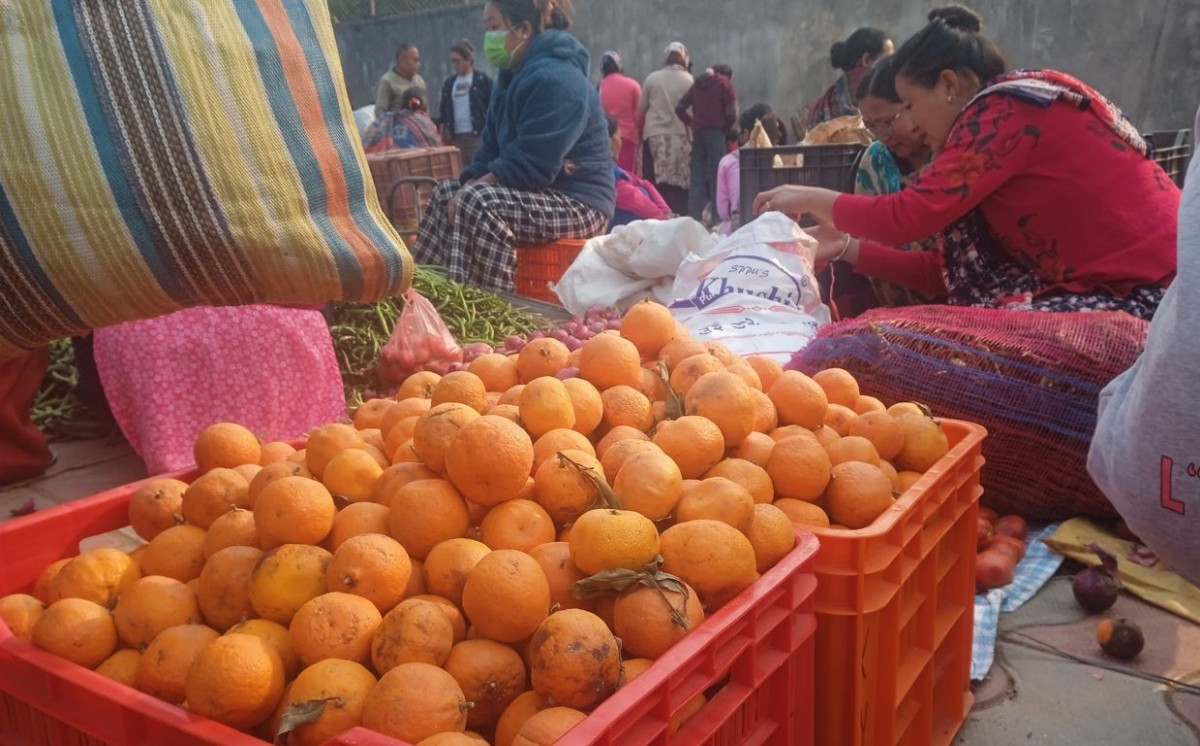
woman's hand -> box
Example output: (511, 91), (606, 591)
(752, 185), (840, 223)
(446, 191), (462, 226)
(808, 218), (856, 264)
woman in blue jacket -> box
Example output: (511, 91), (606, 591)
(413, 0), (614, 292)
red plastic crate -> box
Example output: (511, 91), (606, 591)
(806, 419), (986, 746)
(0, 472), (818, 746)
(513, 239), (587, 305)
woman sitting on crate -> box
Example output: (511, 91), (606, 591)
(362, 89), (442, 154)
(412, 0), (614, 292)
(756, 5), (1179, 320)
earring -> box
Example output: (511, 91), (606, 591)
(947, 95), (956, 103)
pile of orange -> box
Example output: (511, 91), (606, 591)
(0, 300), (951, 746)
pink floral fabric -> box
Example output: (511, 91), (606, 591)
(94, 305), (346, 475)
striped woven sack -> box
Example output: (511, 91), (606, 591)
(0, 0), (412, 359)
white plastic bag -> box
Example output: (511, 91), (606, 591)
(669, 213), (830, 361)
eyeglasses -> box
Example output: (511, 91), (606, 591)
(863, 108), (906, 137)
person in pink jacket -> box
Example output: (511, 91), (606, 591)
(716, 105), (780, 234)
(599, 51), (644, 173)
(607, 116), (670, 227)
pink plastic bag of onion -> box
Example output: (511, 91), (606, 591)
(377, 288), (463, 385)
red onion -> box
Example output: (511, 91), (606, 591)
(563, 337), (583, 351)
(555, 366), (581, 380)
(1072, 543), (1122, 613)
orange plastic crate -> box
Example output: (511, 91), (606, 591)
(513, 239), (587, 305)
(807, 419), (986, 746)
(0, 471), (818, 746)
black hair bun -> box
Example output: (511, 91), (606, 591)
(830, 41), (849, 69)
(929, 4), (983, 32)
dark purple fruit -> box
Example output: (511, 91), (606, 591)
(1096, 618), (1144, 660)
(1072, 543), (1123, 614)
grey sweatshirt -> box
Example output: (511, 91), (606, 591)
(1088, 106), (1199, 586)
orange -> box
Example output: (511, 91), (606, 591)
(897, 471), (923, 492)
(127, 545), (147, 571)
(613, 581), (704, 659)
(733, 431), (776, 467)
(254, 476), (337, 549)
(520, 377), (577, 437)
(638, 366), (668, 402)
(95, 648), (142, 687)
(675, 477), (755, 533)
(462, 550), (551, 643)
(203, 508), (260, 558)
(683, 371), (756, 447)
(812, 425), (841, 449)
(128, 478), (187, 541)
(705, 458), (774, 504)
(727, 362), (763, 391)
(746, 355), (784, 391)
(769, 424), (812, 442)
(388, 479), (469, 559)
(193, 422), (261, 473)
(854, 395), (887, 414)
(528, 609), (619, 711)
(423, 538), (491, 607)
(226, 618), (301, 680)
(407, 594), (467, 644)
(621, 300), (675, 358)
(887, 401), (925, 417)
(594, 425), (650, 458)
(276, 659), (377, 746)
(767, 435), (832, 502)
(702, 341), (739, 366)
(0, 593), (44, 642)
(432, 371), (489, 413)
(32, 598), (117, 669)
(517, 338), (571, 382)
(894, 414), (950, 472)
(259, 441), (297, 466)
(813, 368), (860, 409)
(495, 691), (549, 746)
(598, 439), (660, 481)
(825, 435), (881, 467)
(822, 403), (858, 437)
(197, 546), (262, 632)
(375, 462), (438, 505)
(613, 449), (682, 520)
(532, 429), (595, 473)
(559, 378), (603, 436)
(659, 520), (757, 611)
(361, 662), (470, 743)
(33, 559), (70, 604)
(391, 439), (421, 463)
(289, 591), (382, 667)
(247, 460), (309, 507)
(488, 403), (522, 425)
(185, 633), (285, 731)
(444, 639), (528, 729)
(498, 384), (526, 406)
(49, 547), (141, 608)
(768, 371), (829, 429)
(137, 624), (220, 704)
(112, 574), (200, 646)
(248, 544), (332, 625)
(383, 400), (433, 443)
(233, 463), (263, 483)
(878, 459), (900, 490)
(306, 424), (366, 479)
(826, 462), (894, 529)
(287, 448), (308, 464)
(513, 707), (588, 746)
(669, 694), (706, 735)
(568, 509), (659, 575)
(669, 354), (726, 397)
(354, 398), (395, 430)
(445, 416), (535, 506)
(323, 448), (385, 504)
(652, 416), (724, 479)
(751, 389), (779, 433)
(398, 371), (443, 401)
(600, 385), (654, 431)
(372, 598), (456, 673)
(327, 533), (412, 614)
(404, 558), (428, 599)
(468, 353), (521, 392)
(659, 338), (708, 372)
(746, 504), (795, 573)
(480, 499), (556, 552)
(849, 411), (905, 461)
(329, 502), (392, 550)
(527, 542), (593, 613)
(619, 658), (655, 688)
(180, 468), (248, 529)
(579, 334), (642, 391)
(774, 498), (831, 528)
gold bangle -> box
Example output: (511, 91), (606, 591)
(831, 235), (851, 262)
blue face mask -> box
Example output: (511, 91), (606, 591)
(485, 28), (526, 70)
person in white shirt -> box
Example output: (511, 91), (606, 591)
(437, 39), (494, 164)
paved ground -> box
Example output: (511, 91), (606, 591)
(4, 436), (1200, 744)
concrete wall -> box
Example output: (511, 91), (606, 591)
(334, 0), (1200, 132)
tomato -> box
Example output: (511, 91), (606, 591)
(994, 515), (1029, 541)
(988, 535), (1026, 564)
(979, 507), (999, 523)
(977, 518), (994, 553)
(976, 550), (1016, 590)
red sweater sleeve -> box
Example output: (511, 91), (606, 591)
(854, 241), (947, 298)
(832, 96), (1035, 245)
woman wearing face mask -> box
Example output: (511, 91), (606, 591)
(757, 4), (1179, 320)
(437, 39), (493, 163)
(412, 0), (613, 292)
